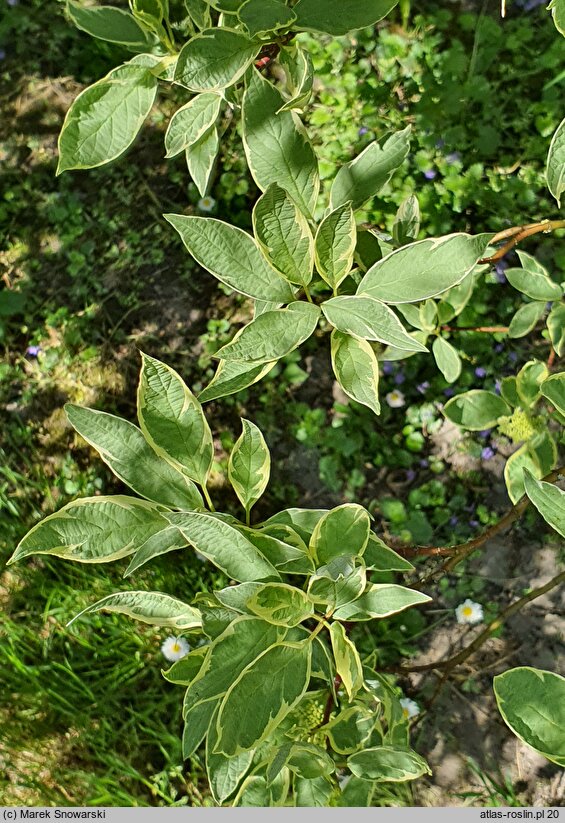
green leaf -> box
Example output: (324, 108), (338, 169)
(494, 667), (565, 767)
(252, 183), (314, 288)
(432, 336), (461, 383)
(523, 469), (565, 538)
(505, 267), (562, 302)
(309, 504), (370, 565)
(244, 528), (315, 576)
(65, 404), (203, 510)
(508, 301), (546, 339)
(186, 124), (220, 198)
(503, 438), (554, 505)
(216, 641), (312, 755)
(278, 44), (314, 112)
(329, 621), (363, 701)
(516, 360), (549, 408)
(137, 352), (213, 487)
(164, 93), (221, 157)
(540, 372), (565, 416)
(546, 117), (565, 206)
(548, 0), (565, 36)
(229, 419), (270, 517)
(547, 304), (565, 357)
(186, 0), (211, 29)
(260, 508), (327, 543)
(315, 203), (356, 290)
(308, 560), (366, 610)
(215, 302), (320, 364)
(392, 194), (420, 247)
(162, 646), (207, 685)
(66, 1), (154, 48)
(198, 359), (276, 403)
(166, 511), (280, 582)
(333, 584), (431, 621)
(357, 233), (491, 304)
(182, 616), (282, 757)
(323, 295), (427, 353)
(443, 390), (511, 431)
(67, 590), (201, 629)
(348, 746), (431, 782)
(164, 214), (294, 302)
(246, 583), (314, 627)
(324, 706), (376, 755)
(238, 0), (296, 36)
(330, 127), (410, 210)
(337, 776), (376, 806)
(124, 526), (190, 576)
(175, 28), (259, 92)
(294, 775), (334, 806)
(331, 330), (381, 415)
(293, 0), (398, 35)
(286, 742), (335, 779)
(57, 63), (158, 173)
(242, 69), (319, 219)
(363, 533), (414, 572)
(8, 495), (167, 565)
(206, 706), (254, 804)
(208, 0), (244, 10)
(500, 376), (519, 408)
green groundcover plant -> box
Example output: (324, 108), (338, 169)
(7, 0), (565, 806)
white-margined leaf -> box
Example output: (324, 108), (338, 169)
(57, 62), (158, 173)
(183, 615), (283, 757)
(237, 0), (296, 36)
(508, 301), (546, 339)
(252, 183), (314, 287)
(278, 44), (314, 112)
(67, 1), (154, 48)
(67, 590), (201, 629)
(242, 69), (319, 219)
(330, 127), (410, 210)
(443, 390), (511, 431)
(65, 404), (203, 510)
(547, 305), (565, 358)
(333, 584), (431, 621)
(137, 352), (213, 487)
(165, 214), (294, 302)
(174, 27), (259, 91)
(549, 0), (565, 36)
(315, 202), (356, 290)
(245, 583), (314, 627)
(494, 666), (565, 767)
(547, 116), (565, 206)
(347, 747), (431, 782)
(165, 511), (280, 582)
(309, 504), (370, 564)
(432, 336), (461, 383)
(505, 265), (562, 302)
(540, 372), (565, 415)
(392, 194), (420, 247)
(322, 295), (428, 352)
(198, 359), (276, 403)
(165, 93), (221, 157)
(215, 640), (312, 755)
(330, 329), (380, 415)
(523, 469), (565, 538)
(8, 496), (168, 565)
(293, 0), (399, 35)
(124, 526), (190, 576)
(186, 124), (220, 197)
(228, 419), (270, 516)
(357, 233), (492, 304)
(214, 302), (320, 363)
(329, 621), (363, 701)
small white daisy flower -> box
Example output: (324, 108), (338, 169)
(386, 390), (405, 408)
(197, 196), (216, 212)
(161, 636), (190, 662)
(455, 599), (484, 625)
(400, 697), (420, 719)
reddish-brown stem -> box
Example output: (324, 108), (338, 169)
(384, 570), (565, 676)
(411, 465), (564, 584)
(440, 325), (509, 333)
(478, 219), (565, 265)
